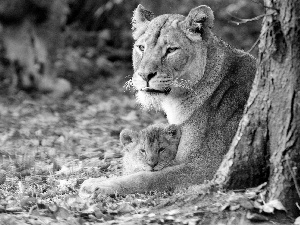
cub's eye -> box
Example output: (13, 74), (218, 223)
(158, 147), (165, 153)
(166, 47), (179, 55)
(136, 45), (145, 52)
(140, 149), (146, 154)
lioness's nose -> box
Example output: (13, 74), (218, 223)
(139, 72), (157, 82)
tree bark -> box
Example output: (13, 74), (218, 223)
(214, 0), (300, 215)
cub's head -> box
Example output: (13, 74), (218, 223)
(128, 5), (214, 110)
(120, 124), (181, 174)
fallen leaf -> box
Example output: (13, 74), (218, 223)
(56, 161), (82, 175)
(117, 203), (135, 214)
(0, 170), (6, 184)
(266, 199), (286, 212)
(57, 179), (77, 191)
(120, 111), (138, 121)
(5, 206), (23, 212)
(29, 206), (40, 216)
(239, 198), (254, 210)
(0, 205), (5, 212)
(65, 195), (87, 211)
(246, 211), (269, 222)
(253, 200), (262, 210)
(167, 209), (180, 215)
(20, 197), (37, 210)
(220, 202), (230, 211)
(18, 181), (25, 194)
(262, 203), (274, 213)
(229, 204), (240, 211)
(248, 182), (267, 193)
(0, 199), (8, 207)
(104, 150), (117, 159)
(294, 216), (300, 225)
(54, 206), (72, 219)
(192, 211), (205, 217)
(165, 215), (175, 221)
(88, 214), (97, 221)
(245, 191), (256, 199)
(30, 139), (40, 146)
(48, 203), (59, 212)
(94, 209), (106, 219)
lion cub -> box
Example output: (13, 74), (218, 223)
(120, 124), (181, 175)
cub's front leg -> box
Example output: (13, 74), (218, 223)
(79, 171), (152, 198)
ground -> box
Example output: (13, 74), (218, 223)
(0, 69), (295, 224)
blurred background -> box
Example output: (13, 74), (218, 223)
(0, 0), (263, 96)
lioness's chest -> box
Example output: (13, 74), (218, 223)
(175, 122), (205, 162)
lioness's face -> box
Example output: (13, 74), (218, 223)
(133, 16), (193, 88)
(130, 5), (213, 110)
(131, 16), (200, 108)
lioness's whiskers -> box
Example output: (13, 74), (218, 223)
(124, 79), (135, 91)
(172, 79), (196, 94)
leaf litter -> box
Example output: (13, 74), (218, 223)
(0, 75), (294, 224)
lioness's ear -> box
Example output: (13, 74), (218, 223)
(132, 4), (155, 40)
(120, 129), (138, 147)
(180, 5), (214, 41)
(165, 124), (181, 139)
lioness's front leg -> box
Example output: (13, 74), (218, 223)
(79, 171), (153, 198)
(79, 163), (211, 197)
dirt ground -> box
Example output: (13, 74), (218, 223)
(0, 71), (295, 224)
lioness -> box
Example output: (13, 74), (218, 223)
(120, 124), (181, 175)
(79, 4), (256, 197)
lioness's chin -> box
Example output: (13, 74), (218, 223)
(136, 91), (167, 110)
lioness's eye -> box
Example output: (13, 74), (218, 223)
(166, 47), (179, 55)
(140, 149), (146, 154)
(137, 45), (145, 52)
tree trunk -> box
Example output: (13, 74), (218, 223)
(214, 0), (300, 215)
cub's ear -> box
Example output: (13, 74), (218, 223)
(132, 4), (155, 40)
(180, 5), (214, 41)
(120, 129), (138, 147)
(165, 124), (181, 139)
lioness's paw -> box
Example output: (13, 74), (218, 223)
(79, 177), (121, 199)
(94, 179), (122, 196)
(79, 177), (113, 199)
(79, 178), (99, 199)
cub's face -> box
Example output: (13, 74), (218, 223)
(129, 5), (214, 110)
(120, 124), (181, 174)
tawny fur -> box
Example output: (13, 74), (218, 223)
(120, 124), (181, 175)
(79, 4), (256, 196)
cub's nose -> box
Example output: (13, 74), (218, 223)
(147, 158), (158, 168)
(139, 72), (157, 82)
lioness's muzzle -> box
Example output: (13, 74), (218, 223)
(141, 87), (170, 94)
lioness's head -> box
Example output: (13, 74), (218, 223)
(129, 5), (214, 110)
